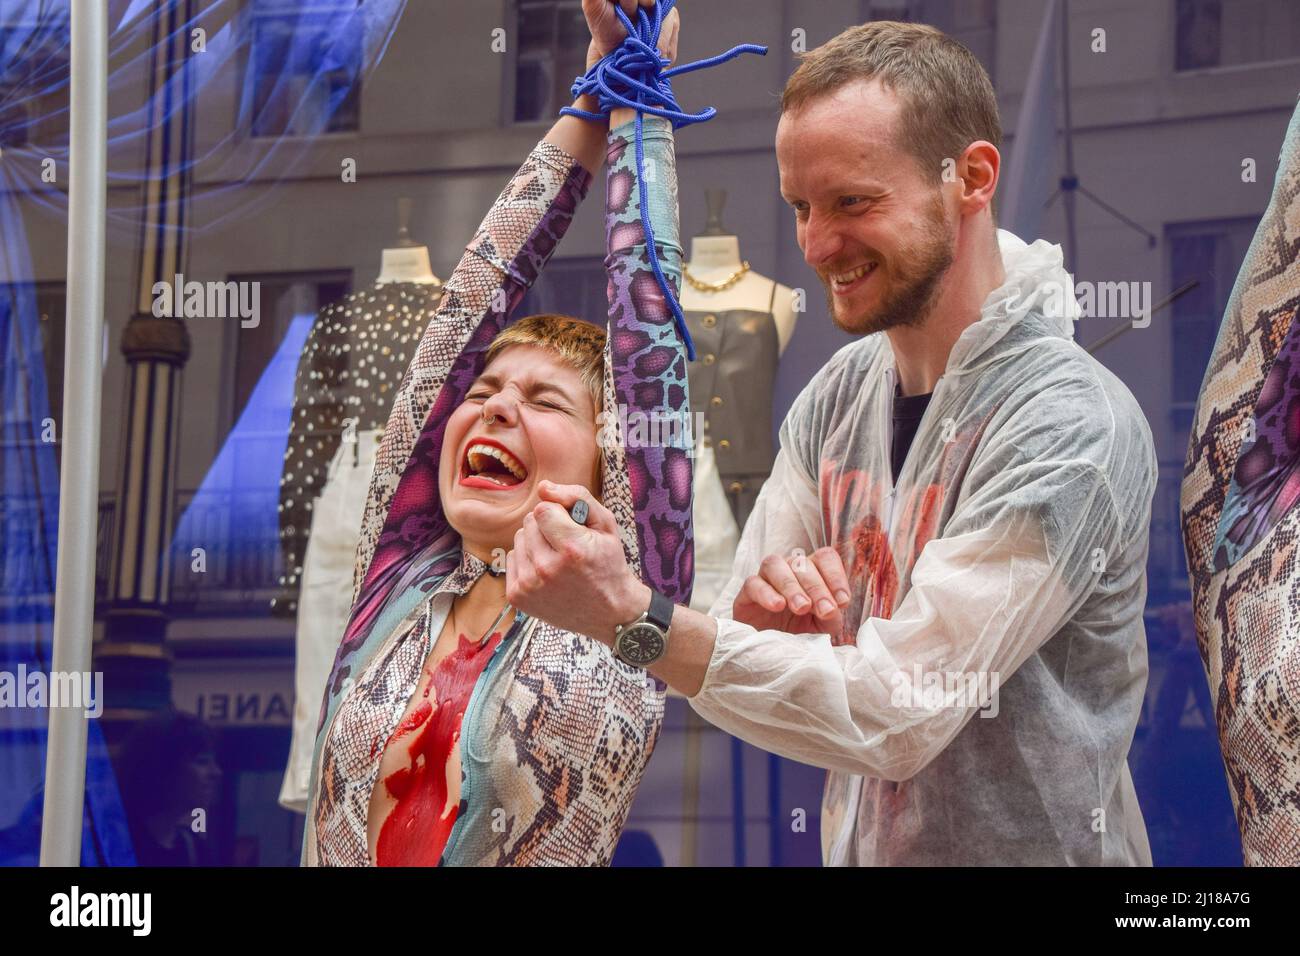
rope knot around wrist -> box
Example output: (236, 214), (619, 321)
(558, 0), (765, 361)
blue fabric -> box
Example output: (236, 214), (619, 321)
(169, 313), (312, 577)
(0, 0), (406, 864)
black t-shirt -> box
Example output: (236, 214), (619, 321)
(890, 384), (933, 483)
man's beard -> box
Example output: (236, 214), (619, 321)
(822, 195), (955, 336)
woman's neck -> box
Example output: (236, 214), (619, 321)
(465, 565), (507, 605)
(453, 540), (512, 635)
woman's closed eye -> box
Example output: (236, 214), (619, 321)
(467, 390), (567, 413)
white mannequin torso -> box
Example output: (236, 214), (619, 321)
(376, 245), (441, 286)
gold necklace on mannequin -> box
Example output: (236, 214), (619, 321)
(683, 260), (750, 293)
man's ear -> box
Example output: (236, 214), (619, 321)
(956, 140), (1000, 218)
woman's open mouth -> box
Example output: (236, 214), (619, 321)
(459, 439), (528, 491)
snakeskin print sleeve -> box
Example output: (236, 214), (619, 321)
(598, 116), (694, 607)
(1180, 98), (1300, 865)
(338, 141), (593, 663)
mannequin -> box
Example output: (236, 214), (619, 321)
(274, 199), (443, 813)
(375, 198), (442, 287)
(668, 191), (798, 863)
(682, 192), (797, 353)
(679, 189), (796, 616)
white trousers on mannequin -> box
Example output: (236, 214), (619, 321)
(278, 429), (381, 813)
(688, 443), (741, 615)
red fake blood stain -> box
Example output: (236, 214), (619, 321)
(849, 515), (898, 628)
(374, 630), (503, 867)
(819, 462), (950, 644)
(912, 484), (942, 560)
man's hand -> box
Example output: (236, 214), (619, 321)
(582, 0), (680, 71)
(732, 547), (851, 638)
(506, 480), (650, 643)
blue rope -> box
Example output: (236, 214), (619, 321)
(560, 0), (766, 361)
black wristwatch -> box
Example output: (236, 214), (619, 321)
(613, 588), (674, 667)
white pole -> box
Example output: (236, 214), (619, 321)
(39, 0), (109, 867)
(1060, 0), (1078, 275)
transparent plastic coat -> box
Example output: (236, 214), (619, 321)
(691, 231), (1158, 865)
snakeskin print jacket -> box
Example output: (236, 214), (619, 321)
(1181, 96), (1300, 866)
(301, 118), (691, 865)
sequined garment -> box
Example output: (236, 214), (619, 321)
(1180, 99), (1300, 866)
(272, 282), (442, 617)
(302, 119), (690, 866)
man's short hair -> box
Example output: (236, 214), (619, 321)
(781, 21), (1002, 183)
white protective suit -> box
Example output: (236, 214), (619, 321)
(691, 230), (1157, 866)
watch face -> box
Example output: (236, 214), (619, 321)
(617, 624), (666, 666)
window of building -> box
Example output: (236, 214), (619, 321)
(1166, 218), (1259, 437)
(0, 19), (71, 150)
(1175, 0), (1300, 71)
(860, 0), (998, 80)
(34, 283), (67, 442)
(248, 0), (362, 137)
(516, 256), (608, 323)
(511, 0), (588, 125)
(0, 282), (65, 609)
(163, 270), (353, 611)
(0, 281), (67, 448)
(225, 269), (352, 429)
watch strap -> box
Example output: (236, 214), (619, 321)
(645, 588), (674, 632)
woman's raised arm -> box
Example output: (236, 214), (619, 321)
(598, 114), (693, 606)
(333, 110), (604, 674)
(546, 93), (613, 175)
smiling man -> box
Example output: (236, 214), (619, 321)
(508, 20), (1159, 866)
